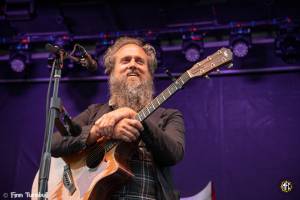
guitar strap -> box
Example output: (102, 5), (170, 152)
(62, 164), (76, 195)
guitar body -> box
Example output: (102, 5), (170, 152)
(32, 140), (136, 200)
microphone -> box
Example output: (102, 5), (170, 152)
(46, 43), (80, 63)
(45, 43), (66, 68)
(76, 44), (98, 72)
(45, 43), (98, 71)
(45, 43), (65, 55)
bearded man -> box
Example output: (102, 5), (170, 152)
(51, 37), (185, 200)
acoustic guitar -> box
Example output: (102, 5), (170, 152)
(32, 48), (233, 200)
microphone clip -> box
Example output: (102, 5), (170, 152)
(54, 105), (82, 137)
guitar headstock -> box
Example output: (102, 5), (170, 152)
(187, 47), (233, 78)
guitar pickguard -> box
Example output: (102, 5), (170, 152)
(76, 160), (109, 198)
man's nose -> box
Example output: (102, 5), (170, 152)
(129, 65), (136, 70)
(128, 60), (137, 70)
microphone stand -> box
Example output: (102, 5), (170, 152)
(37, 49), (64, 200)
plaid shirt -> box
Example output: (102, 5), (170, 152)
(111, 142), (157, 200)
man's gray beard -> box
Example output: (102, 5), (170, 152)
(109, 75), (154, 112)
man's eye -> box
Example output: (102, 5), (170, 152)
(136, 59), (144, 64)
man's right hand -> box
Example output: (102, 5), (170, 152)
(87, 107), (137, 145)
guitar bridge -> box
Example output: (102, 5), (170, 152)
(63, 164), (76, 195)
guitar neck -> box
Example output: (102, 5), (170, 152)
(136, 71), (191, 122)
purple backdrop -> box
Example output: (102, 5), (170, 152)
(1, 72), (300, 199)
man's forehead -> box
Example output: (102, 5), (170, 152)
(115, 43), (147, 57)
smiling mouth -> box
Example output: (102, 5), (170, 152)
(127, 73), (139, 77)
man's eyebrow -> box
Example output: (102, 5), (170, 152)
(134, 56), (145, 61)
(120, 56), (131, 60)
(119, 55), (145, 61)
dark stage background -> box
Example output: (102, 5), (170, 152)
(1, 0), (300, 199)
(1, 72), (300, 199)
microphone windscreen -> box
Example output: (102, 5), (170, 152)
(45, 43), (59, 54)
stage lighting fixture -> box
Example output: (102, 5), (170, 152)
(230, 28), (252, 58)
(9, 41), (31, 73)
(10, 51), (30, 72)
(275, 24), (300, 63)
(182, 33), (204, 62)
(10, 54), (26, 72)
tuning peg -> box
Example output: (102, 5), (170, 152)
(205, 75), (210, 79)
(227, 63), (233, 68)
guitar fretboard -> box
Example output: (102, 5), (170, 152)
(136, 71), (190, 122)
